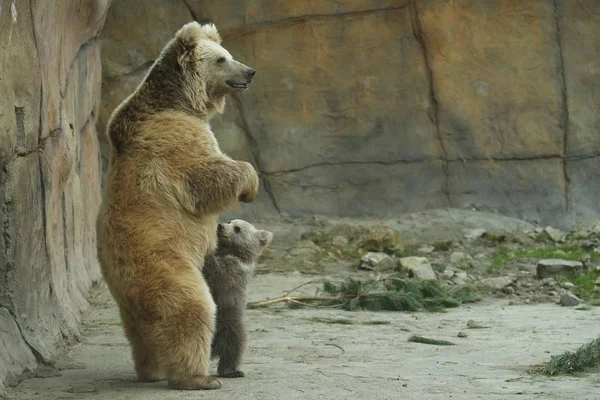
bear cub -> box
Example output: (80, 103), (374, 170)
(203, 219), (273, 378)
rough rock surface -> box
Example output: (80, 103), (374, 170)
(0, 0), (108, 392)
(536, 259), (584, 279)
(98, 0), (600, 228)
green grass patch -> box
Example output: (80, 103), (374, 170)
(531, 337), (600, 376)
(307, 317), (391, 325)
(489, 244), (600, 273)
(558, 271), (600, 301)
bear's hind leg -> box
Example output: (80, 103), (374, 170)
(141, 298), (221, 390)
(120, 309), (164, 382)
(214, 315), (246, 378)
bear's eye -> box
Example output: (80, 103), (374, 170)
(234, 226), (241, 234)
(217, 57), (226, 64)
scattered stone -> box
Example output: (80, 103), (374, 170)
(502, 286), (515, 295)
(477, 276), (514, 291)
(442, 269), (455, 280)
(399, 257), (437, 280)
(559, 292), (581, 307)
(536, 259), (584, 279)
(411, 264), (437, 281)
(525, 298), (532, 304)
(466, 320), (490, 329)
(547, 290), (558, 297)
(541, 277), (557, 286)
(465, 228), (486, 241)
(400, 257), (429, 270)
(537, 226), (565, 242)
(301, 224), (402, 255)
(289, 240), (321, 258)
(560, 282), (575, 290)
(417, 245), (435, 254)
(359, 252), (396, 272)
(433, 241), (453, 251)
(572, 220), (600, 239)
(331, 236), (348, 248)
(450, 252), (473, 264)
(452, 271), (469, 285)
(457, 331), (468, 338)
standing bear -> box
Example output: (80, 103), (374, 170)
(96, 22), (259, 390)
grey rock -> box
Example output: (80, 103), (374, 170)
(410, 264), (437, 281)
(465, 228), (487, 241)
(331, 236), (349, 248)
(399, 257), (430, 271)
(442, 269), (455, 280)
(541, 277), (557, 286)
(450, 252), (473, 264)
(537, 226), (565, 242)
(537, 259), (584, 279)
(560, 282), (575, 290)
(359, 252), (396, 272)
(559, 292), (581, 307)
(417, 245), (435, 254)
(452, 271), (469, 286)
(477, 277), (514, 290)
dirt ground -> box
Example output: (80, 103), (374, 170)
(5, 272), (600, 400)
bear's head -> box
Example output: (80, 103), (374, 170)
(216, 219), (273, 262)
(149, 22), (256, 115)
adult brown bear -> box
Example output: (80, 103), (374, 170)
(96, 22), (258, 390)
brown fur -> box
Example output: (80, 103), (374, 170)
(96, 22), (258, 390)
(203, 220), (273, 378)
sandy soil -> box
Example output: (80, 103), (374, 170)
(5, 273), (600, 400)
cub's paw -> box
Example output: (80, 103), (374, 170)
(221, 370), (245, 378)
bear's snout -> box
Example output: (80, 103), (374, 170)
(217, 223), (223, 232)
(247, 68), (256, 80)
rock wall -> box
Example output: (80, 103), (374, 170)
(0, 0), (109, 392)
(99, 0), (600, 228)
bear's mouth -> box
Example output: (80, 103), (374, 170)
(226, 80), (250, 90)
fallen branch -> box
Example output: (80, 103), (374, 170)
(247, 275), (481, 311)
(247, 295), (344, 309)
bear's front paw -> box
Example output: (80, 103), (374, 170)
(239, 164), (259, 203)
(239, 189), (257, 203)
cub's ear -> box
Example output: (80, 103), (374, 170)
(258, 230), (273, 247)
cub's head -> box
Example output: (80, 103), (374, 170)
(216, 219), (273, 262)
(154, 22), (256, 114)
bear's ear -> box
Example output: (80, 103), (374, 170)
(198, 23), (222, 45)
(175, 22), (202, 67)
(258, 230), (273, 247)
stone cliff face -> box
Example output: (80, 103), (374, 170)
(99, 0), (600, 228)
(0, 0), (109, 391)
